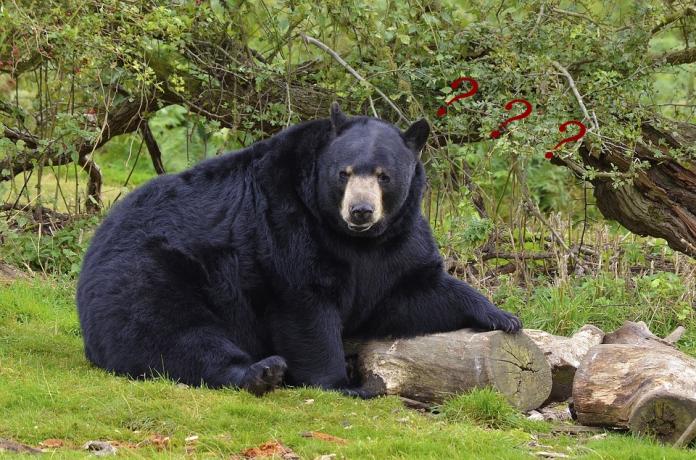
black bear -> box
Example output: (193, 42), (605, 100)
(77, 103), (521, 397)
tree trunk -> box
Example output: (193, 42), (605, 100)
(568, 120), (696, 257)
(346, 329), (552, 411)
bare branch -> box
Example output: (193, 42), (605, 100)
(2, 127), (39, 149)
(550, 7), (605, 27)
(652, 47), (696, 66)
(528, 4), (546, 37)
(550, 60), (598, 131)
(139, 121), (166, 175)
(300, 33), (409, 124)
(652, 7), (696, 35)
(1, 95), (154, 208)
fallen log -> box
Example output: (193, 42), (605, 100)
(524, 325), (604, 403)
(603, 320), (685, 346)
(573, 322), (696, 445)
(346, 329), (552, 411)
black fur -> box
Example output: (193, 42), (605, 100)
(76, 107), (521, 397)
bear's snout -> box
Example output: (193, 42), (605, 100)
(349, 203), (374, 225)
(340, 174), (383, 231)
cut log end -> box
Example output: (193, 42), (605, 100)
(629, 391), (696, 445)
(485, 332), (552, 411)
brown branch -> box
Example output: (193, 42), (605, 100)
(550, 7), (606, 27)
(78, 154), (102, 211)
(652, 47), (696, 66)
(675, 416), (696, 448)
(0, 148), (72, 180)
(2, 127), (38, 149)
(1, 94), (155, 212)
(461, 159), (488, 219)
(139, 121), (166, 175)
(652, 7), (696, 35)
(481, 251), (555, 261)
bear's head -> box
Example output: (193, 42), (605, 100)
(317, 103), (429, 238)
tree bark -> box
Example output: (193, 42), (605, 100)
(566, 120), (696, 257)
(346, 329), (552, 411)
(573, 344), (696, 444)
(140, 121), (166, 175)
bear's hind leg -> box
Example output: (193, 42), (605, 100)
(156, 326), (287, 395)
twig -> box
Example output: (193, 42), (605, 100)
(399, 396), (433, 412)
(300, 33), (409, 124)
(368, 95), (378, 118)
(550, 61), (597, 131)
(528, 4), (546, 37)
(512, 154), (586, 270)
(481, 251), (554, 261)
(550, 7), (605, 27)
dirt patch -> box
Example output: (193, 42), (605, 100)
(0, 261), (26, 283)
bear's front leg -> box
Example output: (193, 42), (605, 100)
(359, 266), (521, 339)
(268, 305), (375, 397)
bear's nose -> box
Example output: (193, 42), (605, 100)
(350, 203), (374, 224)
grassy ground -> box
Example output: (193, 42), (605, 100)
(1, 276), (695, 459)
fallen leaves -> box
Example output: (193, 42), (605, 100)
(39, 438), (65, 448)
(136, 434), (171, 450)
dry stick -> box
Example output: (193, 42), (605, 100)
(528, 4), (546, 37)
(675, 416), (696, 448)
(664, 326), (686, 345)
(300, 33), (410, 124)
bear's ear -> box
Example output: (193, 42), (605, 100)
(403, 118), (430, 156)
(330, 101), (348, 134)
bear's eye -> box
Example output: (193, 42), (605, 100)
(377, 173), (390, 184)
(339, 170), (350, 181)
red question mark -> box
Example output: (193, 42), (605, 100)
(545, 120), (587, 159)
(490, 99), (533, 139)
(436, 77), (479, 117)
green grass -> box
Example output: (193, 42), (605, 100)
(1, 277), (695, 458)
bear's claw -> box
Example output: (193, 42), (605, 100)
(481, 309), (522, 333)
(240, 355), (287, 396)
